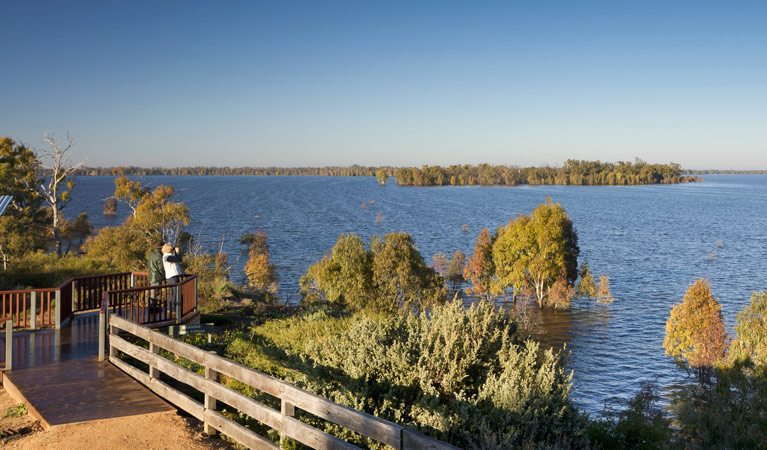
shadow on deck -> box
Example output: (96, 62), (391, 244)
(1, 313), (175, 429)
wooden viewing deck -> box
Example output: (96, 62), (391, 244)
(1, 312), (174, 429)
(1, 272), (457, 449)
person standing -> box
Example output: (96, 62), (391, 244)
(162, 243), (183, 284)
(147, 241), (166, 309)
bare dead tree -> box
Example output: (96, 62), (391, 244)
(38, 131), (83, 257)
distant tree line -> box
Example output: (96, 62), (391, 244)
(77, 165), (382, 177)
(685, 169), (767, 174)
(395, 159), (702, 186)
(78, 159), (702, 186)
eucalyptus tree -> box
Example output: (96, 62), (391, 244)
(38, 132), (82, 256)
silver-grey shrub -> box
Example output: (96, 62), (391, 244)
(286, 300), (587, 449)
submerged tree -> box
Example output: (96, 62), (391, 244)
(464, 227), (494, 297)
(730, 290), (767, 368)
(375, 168), (389, 185)
(664, 279), (729, 383)
(596, 273), (614, 304)
(492, 198), (580, 307)
(301, 232), (445, 312)
(576, 260), (597, 300)
(242, 230), (277, 292)
(445, 250), (466, 292)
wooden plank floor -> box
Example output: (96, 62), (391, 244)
(1, 313), (174, 429)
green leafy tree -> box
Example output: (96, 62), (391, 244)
(375, 168), (389, 185)
(370, 232), (446, 312)
(85, 177), (190, 270)
(301, 232), (445, 312)
(492, 198), (580, 307)
(301, 234), (372, 309)
(664, 279), (729, 382)
(0, 137), (47, 260)
(576, 260), (597, 300)
(131, 184), (190, 244)
(60, 212), (92, 254)
(730, 290), (767, 368)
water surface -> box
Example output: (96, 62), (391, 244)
(67, 174), (767, 414)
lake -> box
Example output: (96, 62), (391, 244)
(66, 174), (767, 414)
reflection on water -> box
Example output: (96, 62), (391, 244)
(66, 174), (767, 414)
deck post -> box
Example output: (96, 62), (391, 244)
(203, 354), (218, 436)
(4, 320), (12, 371)
(98, 310), (106, 361)
(54, 290), (62, 329)
(194, 277), (198, 311)
(30, 292), (38, 330)
(175, 285), (182, 323)
(280, 400), (295, 447)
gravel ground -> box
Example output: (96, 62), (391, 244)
(1, 387), (237, 450)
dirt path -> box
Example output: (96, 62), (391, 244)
(1, 388), (236, 450)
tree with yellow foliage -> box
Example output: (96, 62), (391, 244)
(242, 230), (276, 292)
(664, 279), (729, 383)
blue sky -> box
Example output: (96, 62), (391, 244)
(1, 1), (765, 169)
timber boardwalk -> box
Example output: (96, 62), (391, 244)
(1, 312), (174, 429)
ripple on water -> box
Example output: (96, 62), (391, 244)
(65, 174), (767, 415)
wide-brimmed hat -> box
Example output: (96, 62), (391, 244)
(152, 241), (163, 249)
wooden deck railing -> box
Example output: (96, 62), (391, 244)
(105, 275), (197, 326)
(0, 289), (57, 328)
(100, 313), (457, 450)
(1, 271), (196, 330)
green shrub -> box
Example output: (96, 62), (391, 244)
(587, 382), (677, 450)
(227, 300), (586, 449)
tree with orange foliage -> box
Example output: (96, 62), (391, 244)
(463, 227), (494, 297)
(664, 278), (729, 383)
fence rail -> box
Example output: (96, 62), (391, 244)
(103, 314), (457, 450)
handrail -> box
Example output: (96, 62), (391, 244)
(104, 314), (458, 450)
(1, 271), (183, 330)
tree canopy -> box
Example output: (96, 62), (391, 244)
(300, 232), (445, 312)
(471, 198), (580, 307)
(664, 279), (729, 381)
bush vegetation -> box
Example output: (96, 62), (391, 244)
(222, 300), (587, 449)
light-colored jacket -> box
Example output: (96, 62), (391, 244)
(163, 252), (182, 280)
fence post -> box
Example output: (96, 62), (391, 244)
(204, 353), (218, 436)
(175, 285), (182, 323)
(280, 400), (295, 447)
(30, 292), (38, 330)
(54, 289), (62, 329)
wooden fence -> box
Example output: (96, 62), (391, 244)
(101, 313), (458, 450)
